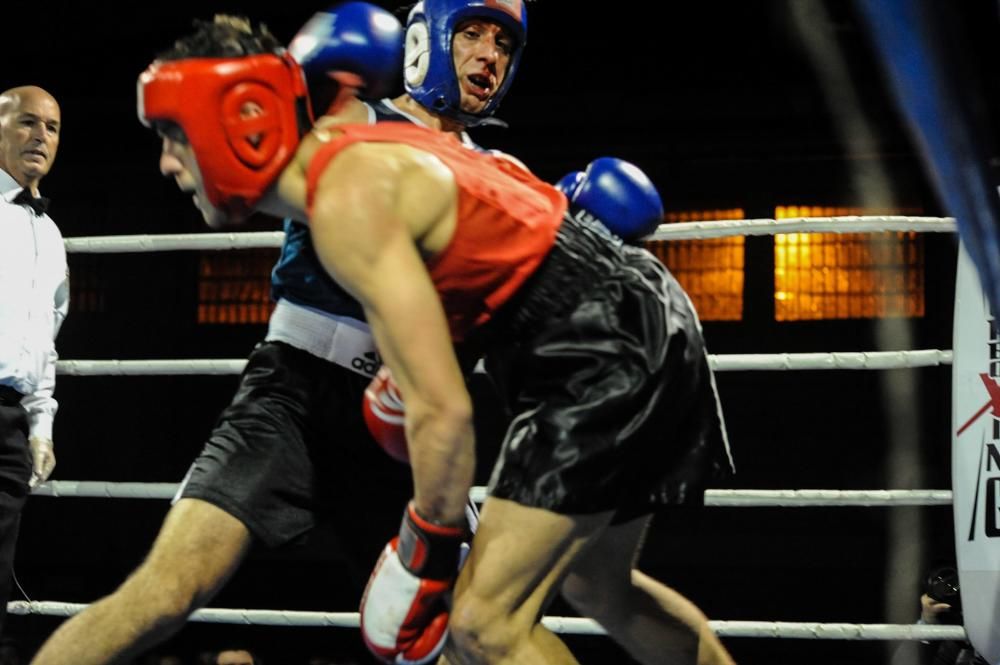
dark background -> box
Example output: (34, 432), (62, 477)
(5, 1), (1000, 663)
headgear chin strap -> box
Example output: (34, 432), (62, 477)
(138, 52), (310, 222)
(404, 0), (527, 127)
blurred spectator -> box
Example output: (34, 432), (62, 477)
(892, 564), (987, 665)
(213, 648), (259, 665)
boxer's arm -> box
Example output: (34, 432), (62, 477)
(309, 143), (473, 526)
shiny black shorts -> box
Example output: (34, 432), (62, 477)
(484, 215), (734, 523)
(179, 341), (412, 551)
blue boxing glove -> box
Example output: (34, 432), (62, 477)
(559, 157), (664, 242)
(554, 170), (585, 198)
(288, 2), (404, 117)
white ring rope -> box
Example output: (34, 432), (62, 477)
(647, 215), (956, 241)
(56, 350), (953, 377)
(62, 216), (957, 253)
(4, 601), (967, 640)
(31, 482), (952, 507)
(707, 621), (965, 641)
(57, 359), (247, 376)
(709, 350), (952, 371)
(64, 231), (286, 253)
(699, 489), (953, 507)
(32, 481), (178, 500)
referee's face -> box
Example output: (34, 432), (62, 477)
(0, 87), (60, 191)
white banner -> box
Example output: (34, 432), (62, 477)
(952, 242), (1000, 663)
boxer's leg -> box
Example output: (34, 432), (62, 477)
(31, 499), (250, 665)
(445, 497), (612, 665)
(561, 515), (735, 665)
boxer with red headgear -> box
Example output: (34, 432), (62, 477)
(34, 7), (735, 665)
(30, 5), (543, 665)
(138, 13), (731, 665)
(139, 50), (310, 225)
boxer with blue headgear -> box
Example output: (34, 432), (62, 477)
(403, 0), (527, 126)
(269, 1), (528, 364)
(292, 0), (526, 131)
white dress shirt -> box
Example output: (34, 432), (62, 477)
(0, 168), (68, 440)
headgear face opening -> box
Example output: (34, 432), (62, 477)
(404, 0), (527, 126)
(137, 52), (309, 222)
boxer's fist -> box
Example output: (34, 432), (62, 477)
(289, 2), (404, 116)
(560, 157), (664, 241)
(363, 367), (409, 463)
(361, 502), (467, 664)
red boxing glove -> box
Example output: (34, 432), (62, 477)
(363, 367), (409, 463)
(360, 502), (467, 665)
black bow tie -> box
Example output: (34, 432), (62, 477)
(13, 189), (50, 216)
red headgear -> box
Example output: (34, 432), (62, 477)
(137, 52), (310, 222)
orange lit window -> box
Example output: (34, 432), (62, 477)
(644, 209), (745, 321)
(774, 206), (924, 321)
(198, 250), (278, 324)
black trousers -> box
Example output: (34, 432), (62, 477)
(0, 390), (31, 638)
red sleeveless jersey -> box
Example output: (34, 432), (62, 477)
(305, 122), (566, 340)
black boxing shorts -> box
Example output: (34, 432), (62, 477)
(177, 341), (412, 550)
(483, 214), (734, 523)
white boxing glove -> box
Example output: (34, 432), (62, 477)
(360, 502), (467, 664)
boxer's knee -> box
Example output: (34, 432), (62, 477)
(115, 499), (250, 622)
(448, 593), (527, 664)
(116, 550), (206, 623)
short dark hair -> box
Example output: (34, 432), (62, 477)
(157, 15), (281, 61)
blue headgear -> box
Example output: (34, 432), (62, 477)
(404, 0), (527, 126)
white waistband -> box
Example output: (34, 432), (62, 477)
(266, 299), (379, 377)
